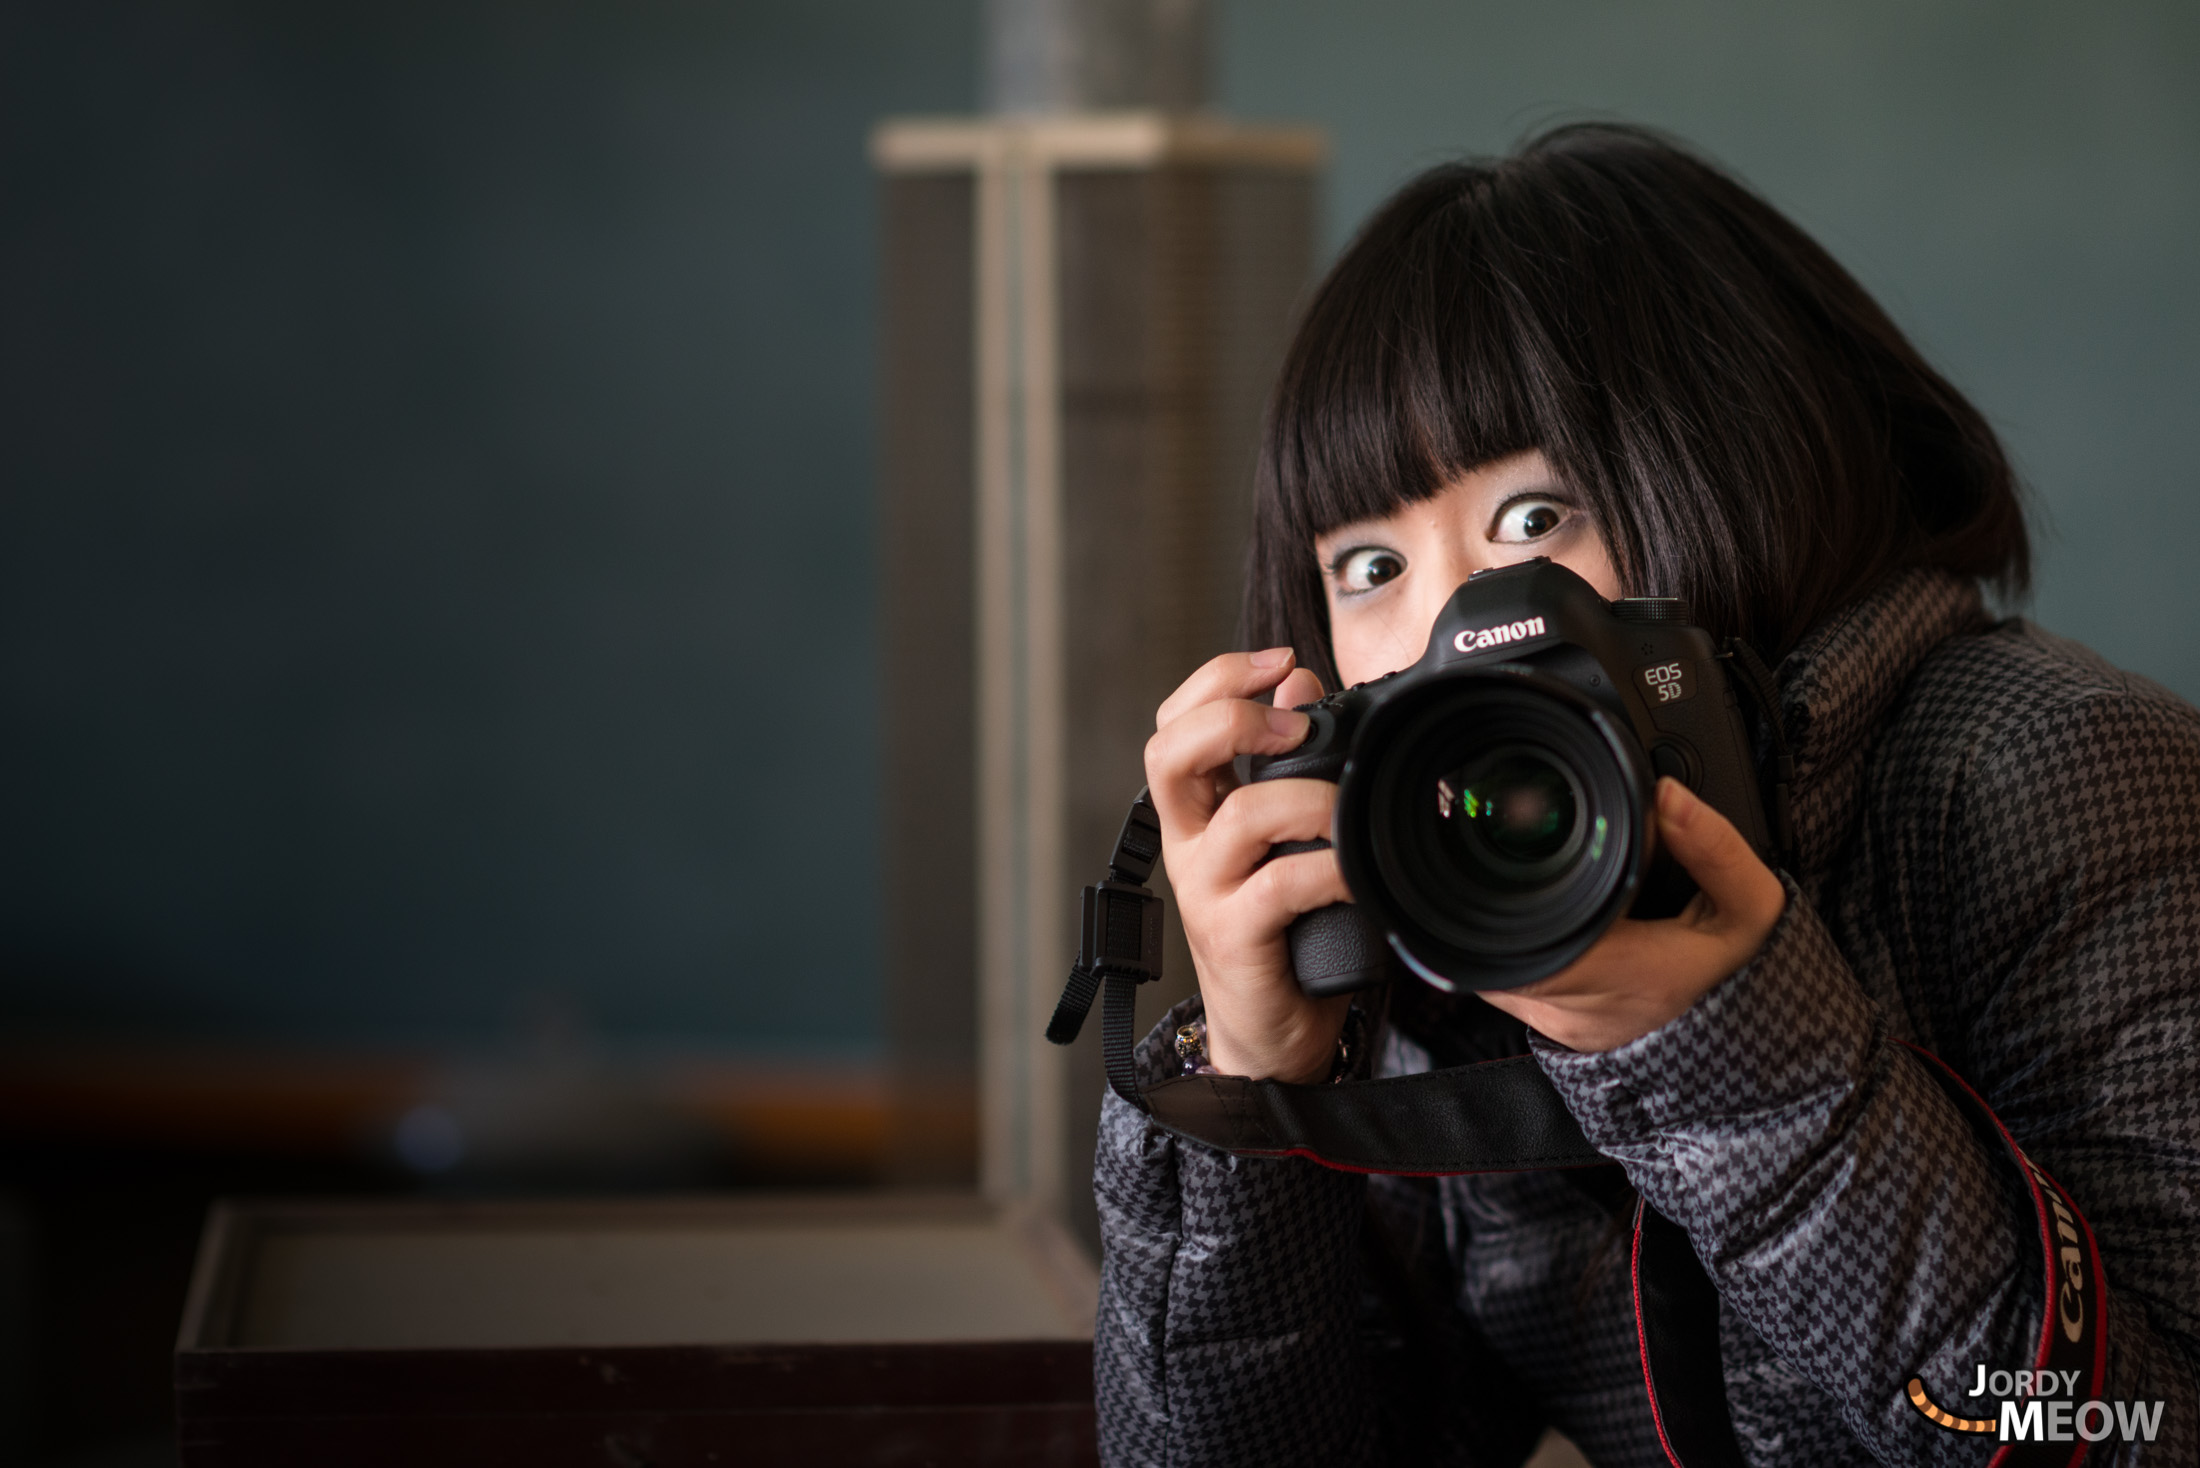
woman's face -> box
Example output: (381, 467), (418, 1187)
(1314, 449), (1622, 688)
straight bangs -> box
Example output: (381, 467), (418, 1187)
(1244, 125), (2028, 695)
(1263, 166), (1546, 550)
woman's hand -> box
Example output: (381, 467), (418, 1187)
(1477, 776), (1788, 1052)
(1145, 648), (1354, 1083)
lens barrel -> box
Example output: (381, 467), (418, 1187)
(1331, 670), (1651, 991)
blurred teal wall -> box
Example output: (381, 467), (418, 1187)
(0, 1), (977, 1055)
(4, 1), (2195, 1056)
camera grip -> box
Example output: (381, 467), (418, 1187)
(1269, 838), (1391, 996)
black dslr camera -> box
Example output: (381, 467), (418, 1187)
(1251, 558), (1774, 995)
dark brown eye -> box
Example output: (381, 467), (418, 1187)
(1493, 498), (1568, 543)
(1336, 547), (1405, 594)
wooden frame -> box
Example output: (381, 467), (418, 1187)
(175, 1194), (1098, 1467)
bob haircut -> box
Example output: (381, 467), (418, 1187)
(1245, 123), (2029, 690)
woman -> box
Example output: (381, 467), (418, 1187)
(1099, 125), (2199, 1466)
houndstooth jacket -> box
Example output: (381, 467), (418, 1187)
(1093, 569), (2200, 1467)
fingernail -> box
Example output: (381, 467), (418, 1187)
(1250, 647), (1294, 670)
(1268, 707), (1309, 738)
(1657, 776), (1692, 818)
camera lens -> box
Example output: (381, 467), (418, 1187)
(1332, 671), (1649, 990)
(1438, 747), (1584, 883)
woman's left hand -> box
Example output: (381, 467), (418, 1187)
(1478, 776), (1788, 1052)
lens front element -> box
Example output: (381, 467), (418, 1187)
(1439, 747), (1585, 884)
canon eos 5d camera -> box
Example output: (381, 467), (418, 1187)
(1251, 558), (1774, 995)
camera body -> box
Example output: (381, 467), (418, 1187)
(1251, 558), (1771, 995)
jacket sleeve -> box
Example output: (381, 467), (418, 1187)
(1092, 996), (1378, 1468)
(1531, 686), (2200, 1465)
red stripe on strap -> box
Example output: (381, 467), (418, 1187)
(1632, 1199), (1690, 1468)
(1896, 1041), (2106, 1468)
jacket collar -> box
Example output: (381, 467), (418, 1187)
(1773, 567), (1988, 879)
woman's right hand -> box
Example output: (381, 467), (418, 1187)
(1144, 647), (1355, 1083)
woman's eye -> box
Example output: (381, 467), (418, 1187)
(1491, 497), (1570, 544)
(1334, 547), (1405, 594)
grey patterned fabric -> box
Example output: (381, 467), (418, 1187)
(1093, 569), (2200, 1466)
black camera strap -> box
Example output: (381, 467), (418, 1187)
(1889, 1041), (2109, 1468)
(1043, 788), (1167, 1103)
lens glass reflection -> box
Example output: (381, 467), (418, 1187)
(1434, 747), (1584, 887)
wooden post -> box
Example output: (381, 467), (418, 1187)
(874, 114), (1323, 1247)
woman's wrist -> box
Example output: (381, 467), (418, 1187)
(1202, 1019), (1333, 1083)
(1188, 1003), (1361, 1084)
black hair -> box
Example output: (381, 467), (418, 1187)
(1245, 123), (2028, 689)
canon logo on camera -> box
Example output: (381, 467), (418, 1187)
(1452, 616), (1547, 654)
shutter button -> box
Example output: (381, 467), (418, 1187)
(1651, 741), (1694, 784)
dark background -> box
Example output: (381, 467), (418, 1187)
(3, 1), (2198, 1463)
(1, 0), (983, 1060)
